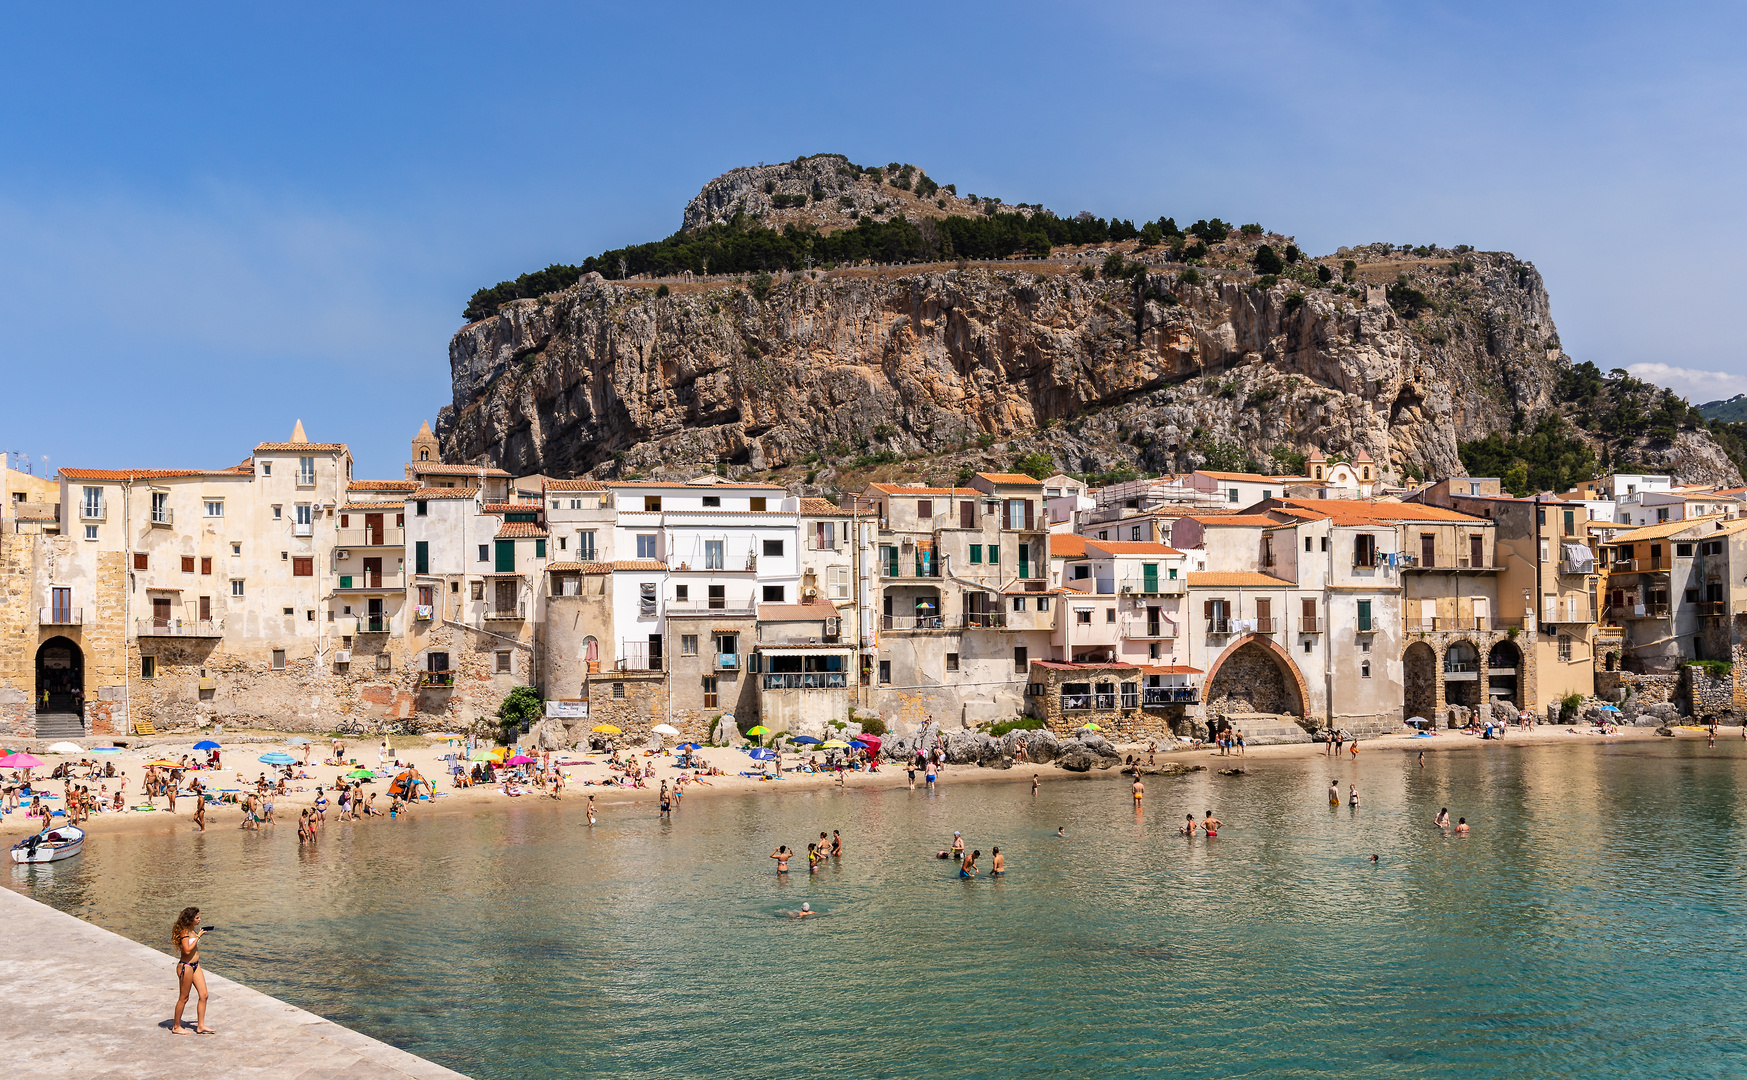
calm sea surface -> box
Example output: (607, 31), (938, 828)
(10, 740), (1747, 1079)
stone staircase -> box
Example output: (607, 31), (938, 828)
(1217, 712), (1312, 746)
(34, 713), (86, 741)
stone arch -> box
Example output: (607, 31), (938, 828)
(1203, 634), (1309, 718)
(1487, 639), (1522, 711)
(1442, 639), (1482, 709)
(35, 636), (84, 714)
(1403, 641), (1437, 723)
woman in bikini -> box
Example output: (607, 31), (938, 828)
(170, 907), (214, 1035)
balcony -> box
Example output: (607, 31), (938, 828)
(335, 571), (404, 592)
(356, 614), (394, 634)
(667, 602), (758, 617)
(136, 618), (222, 638)
(1119, 576), (1187, 595)
(1609, 559), (1663, 573)
(418, 670), (454, 688)
(1143, 687), (1199, 705)
(1559, 559), (1596, 577)
(79, 504), (106, 522)
(485, 602), (527, 621)
(762, 672), (849, 690)
(1623, 604), (1670, 619)
(1123, 620), (1176, 640)
(1456, 557), (1494, 570)
(1207, 618), (1233, 635)
(41, 607), (83, 626)
(715, 653), (740, 671)
(1443, 662), (1478, 681)
(1253, 617), (1276, 634)
(964, 611), (1007, 629)
(1697, 602), (1728, 617)
(335, 527), (405, 548)
(294, 522), (313, 537)
(883, 613), (950, 631)
(1299, 617), (1321, 633)
(150, 508), (174, 527)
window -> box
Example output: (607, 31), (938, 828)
(496, 651), (512, 673)
(703, 676), (719, 708)
(644, 496), (662, 511)
(283, 607), (294, 616)
(813, 521), (837, 550)
(1228, 488), (1239, 503)
(708, 585), (725, 609)
(1077, 608), (1092, 624)
(879, 660), (892, 684)
(377, 652), (393, 671)
(1703, 541), (1722, 557)
(943, 651), (961, 673)
(1038, 596), (1049, 611)
(1564, 509), (1575, 534)
(917, 500), (933, 519)
(272, 649), (286, 670)
(182, 556), (196, 573)
(1356, 599), (1372, 632)
(558, 535), (567, 551)
(1121, 682), (1139, 709)
(1304, 639), (1313, 654)
(1360, 660), (1371, 678)
(85, 525), (97, 540)
(282, 551), (289, 561)
(307, 609), (316, 621)
(411, 541), (428, 575)
(763, 538), (783, 557)
(261, 461), (271, 477)
(702, 496), (720, 508)
(681, 635), (699, 656)
(292, 557), (314, 577)
(609, 681), (625, 700)
(639, 582), (658, 616)
(637, 534), (657, 559)
(987, 544), (999, 564)
(1558, 634), (1572, 662)
(579, 531), (596, 560)
(705, 540), (724, 569)
(1013, 646), (1028, 672)
(1106, 608), (1116, 622)
(763, 585), (785, 603)
(1320, 536), (1328, 552)
(295, 503), (313, 529)
(205, 501), (223, 518)
(1354, 534), (1376, 566)
(231, 579), (245, 597)
(828, 566), (851, 600)
(675, 584), (689, 602)
(969, 545), (983, 564)
(750, 497), (767, 512)
(273, 504), (283, 519)
(133, 553), (148, 570)
(81, 486), (103, 518)
(141, 656), (156, 679)
(1012, 596), (1027, 612)
(201, 557), (212, 575)
(478, 544), (489, 562)
(1305, 536), (1312, 552)
(472, 581), (484, 600)
(298, 456), (315, 485)
(1130, 525), (1142, 541)
(419, 585), (434, 607)
(535, 539), (546, 558)
(231, 543), (241, 555)
(416, 500), (428, 516)
(1098, 531), (1108, 540)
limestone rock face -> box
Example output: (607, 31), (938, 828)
(439, 246), (1742, 488)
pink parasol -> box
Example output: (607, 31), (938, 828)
(505, 755), (536, 765)
(0, 753), (44, 770)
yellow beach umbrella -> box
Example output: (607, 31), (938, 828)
(592, 724), (622, 734)
(746, 725), (770, 736)
(147, 759), (181, 767)
(819, 739), (849, 749)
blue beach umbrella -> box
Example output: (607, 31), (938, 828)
(850, 740), (869, 749)
(790, 735), (821, 745)
(676, 743), (702, 751)
(748, 748), (776, 761)
(258, 751), (297, 765)
(194, 740), (221, 750)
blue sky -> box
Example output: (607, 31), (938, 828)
(4, 2), (1744, 479)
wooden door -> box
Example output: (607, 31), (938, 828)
(495, 579), (516, 614)
(1255, 597), (1271, 633)
(152, 597), (171, 628)
(198, 595), (211, 621)
(366, 513), (384, 545)
(363, 556), (382, 587)
(959, 501), (974, 529)
(1421, 534), (1435, 566)
(1470, 535), (1484, 568)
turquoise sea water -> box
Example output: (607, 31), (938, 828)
(11, 739), (1747, 1079)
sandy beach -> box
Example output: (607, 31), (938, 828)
(0, 720), (1717, 841)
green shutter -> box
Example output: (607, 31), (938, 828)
(1143, 563), (1158, 592)
(495, 540), (515, 572)
(535, 539), (546, 558)
(969, 545), (982, 564)
(1018, 543), (1030, 580)
(414, 541), (429, 575)
(1357, 599), (1372, 632)
(987, 544), (999, 565)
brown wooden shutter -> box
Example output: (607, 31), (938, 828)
(1256, 598), (1270, 620)
(1204, 599), (1214, 619)
(960, 501), (974, 529)
(1302, 597), (1316, 619)
(1024, 500), (1035, 530)
(292, 557), (314, 577)
(182, 556), (195, 573)
(198, 596), (210, 620)
(200, 557), (212, 575)
(133, 553), (148, 570)
(918, 499), (932, 519)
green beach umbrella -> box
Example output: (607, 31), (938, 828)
(346, 768), (377, 779)
(746, 724), (770, 747)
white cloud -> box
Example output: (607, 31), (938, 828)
(1626, 363), (1747, 404)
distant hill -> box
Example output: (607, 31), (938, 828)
(1698, 394), (1747, 422)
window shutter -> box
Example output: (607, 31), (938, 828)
(1024, 500), (1035, 530)
(133, 553), (148, 570)
(918, 499), (932, 519)
(1204, 599), (1214, 619)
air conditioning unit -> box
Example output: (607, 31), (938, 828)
(335, 550), (349, 560)
(803, 587), (818, 600)
(335, 650), (352, 663)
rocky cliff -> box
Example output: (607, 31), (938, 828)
(438, 191), (1741, 490)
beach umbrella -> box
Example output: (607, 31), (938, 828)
(1080, 722), (1101, 731)
(676, 742), (702, 752)
(285, 736), (311, 745)
(346, 768), (377, 779)
(856, 734), (882, 755)
(746, 725), (770, 736)
(0, 753), (44, 770)
(506, 755), (536, 765)
(146, 758), (182, 767)
(193, 740), (221, 750)
(790, 735), (821, 745)
(850, 740), (869, 749)
(592, 724), (622, 734)
(820, 739), (849, 749)
(258, 751), (297, 765)
(469, 750), (495, 761)
(1407, 717), (1428, 727)
(46, 741), (83, 754)
(89, 746), (122, 755)
(651, 723), (680, 737)
(748, 747), (776, 761)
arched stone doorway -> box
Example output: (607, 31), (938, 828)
(36, 636), (83, 714)
(1204, 637), (1308, 717)
(1487, 640), (1522, 712)
(1443, 640), (1481, 710)
(1403, 641), (1437, 723)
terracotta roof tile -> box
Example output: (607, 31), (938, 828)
(408, 486), (479, 500)
(1182, 514), (1279, 526)
(799, 497), (853, 515)
(1050, 534), (1088, 558)
(545, 562), (587, 572)
(410, 463), (512, 478)
(866, 483), (980, 496)
(1196, 470), (1312, 483)
(1138, 664), (1203, 675)
(255, 442), (347, 452)
(1186, 572), (1295, 587)
(482, 502), (543, 513)
(1609, 515), (1725, 544)
(1084, 540), (1183, 556)
(348, 480), (418, 492)
(1274, 499), (1486, 525)
(496, 521), (549, 538)
(339, 501), (404, 511)
(975, 472), (1045, 485)
(545, 479), (609, 492)
(605, 480), (785, 490)
(58, 468), (215, 481)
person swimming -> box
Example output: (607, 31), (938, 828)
(1349, 785), (1360, 809)
(1455, 817), (1470, 835)
(791, 903), (813, 918)
(1434, 808), (1450, 829)
(1181, 813), (1196, 836)
(1056, 826), (1065, 837)
(1202, 810), (1220, 837)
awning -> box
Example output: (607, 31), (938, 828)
(757, 646), (855, 657)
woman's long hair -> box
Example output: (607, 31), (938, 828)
(171, 907), (199, 953)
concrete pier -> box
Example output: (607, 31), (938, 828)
(0, 885), (469, 1079)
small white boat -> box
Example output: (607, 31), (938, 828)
(10, 823), (84, 864)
